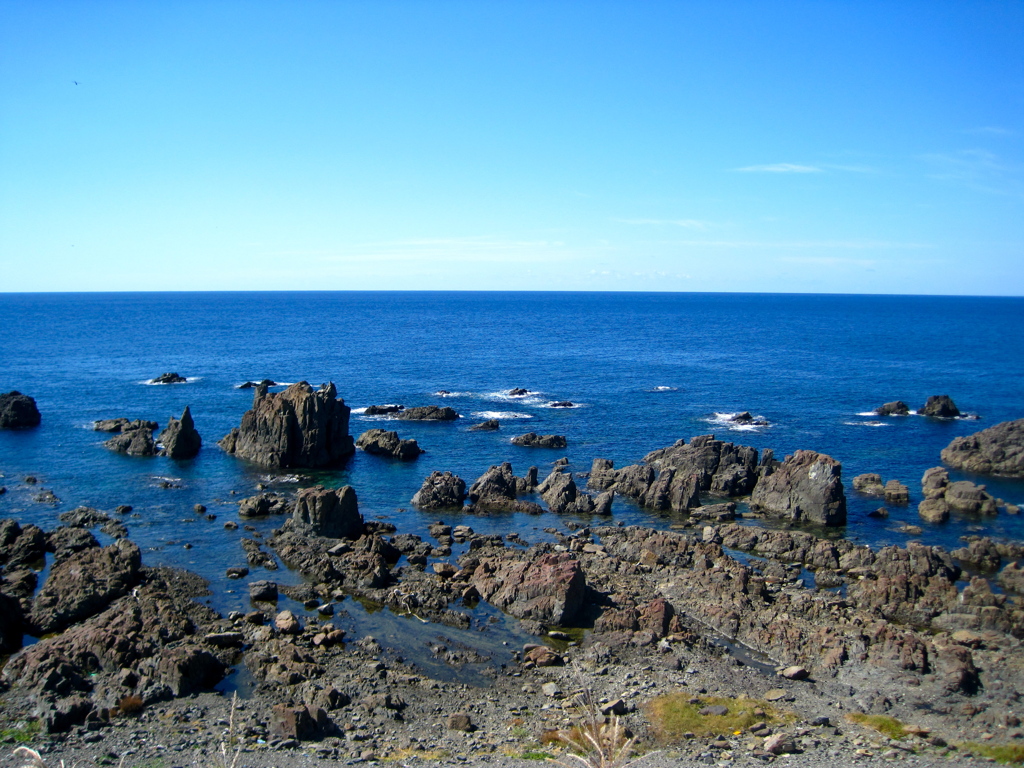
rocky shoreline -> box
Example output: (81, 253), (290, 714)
(2, 386), (1024, 766)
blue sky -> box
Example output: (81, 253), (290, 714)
(1, 1), (1022, 294)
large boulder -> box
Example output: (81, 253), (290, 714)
(0, 391), (41, 429)
(104, 422), (157, 456)
(465, 463), (542, 514)
(940, 418), (1024, 477)
(411, 471), (467, 509)
(749, 450), (847, 526)
(219, 381), (354, 468)
(28, 539), (142, 635)
(356, 428), (423, 460)
(293, 485), (364, 539)
(395, 406), (459, 421)
(644, 435), (760, 497)
(158, 406), (202, 459)
(463, 551), (586, 626)
(918, 395), (960, 418)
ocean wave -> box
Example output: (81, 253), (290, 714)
(704, 411), (771, 431)
(856, 411), (880, 417)
(486, 390), (546, 406)
(845, 420), (889, 428)
(259, 473), (301, 483)
(543, 401), (582, 409)
(351, 407), (368, 414)
(434, 390), (471, 398)
(472, 411), (534, 420)
(140, 377), (199, 386)
(649, 386), (678, 392)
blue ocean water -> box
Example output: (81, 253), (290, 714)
(2, 291), (1023, 676)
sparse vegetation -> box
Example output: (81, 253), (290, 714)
(646, 694), (792, 742)
(959, 742), (1024, 765)
(846, 712), (909, 740)
(1, 720), (41, 744)
(115, 694), (144, 717)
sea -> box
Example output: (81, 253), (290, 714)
(2, 291), (1023, 685)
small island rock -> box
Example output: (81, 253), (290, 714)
(151, 372), (187, 384)
(158, 405), (202, 459)
(940, 418), (1024, 477)
(918, 395), (960, 418)
(512, 432), (567, 449)
(875, 401), (911, 416)
(0, 391), (41, 429)
(356, 428), (423, 460)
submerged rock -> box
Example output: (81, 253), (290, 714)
(158, 405), (202, 459)
(220, 381), (354, 468)
(749, 450), (847, 526)
(0, 391), (41, 429)
(940, 418), (1024, 477)
(356, 428), (423, 460)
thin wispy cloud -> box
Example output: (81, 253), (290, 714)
(920, 148), (1023, 198)
(613, 218), (710, 229)
(733, 163), (822, 173)
(668, 239), (931, 250)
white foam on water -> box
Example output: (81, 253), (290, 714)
(856, 411), (879, 417)
(434, 390), (471, 398)
(650, 386), (678, 392)
(151, 476), (181, 483)
(845, 421), (889, 427)
(703, 411), (772, 431)
(472, 411), (533, 419)
(260, 474), (301, 483)
(543, 401), (583, 409)
(351, 407), (368, 414)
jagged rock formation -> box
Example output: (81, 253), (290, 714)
(941, 418), (1024, 477)
(511, 433), (567, 448)
(158, 406), (202, 459)
(395, 406), (459, 421)
(238, 492), (291, 517)
(93, 417), (157, 433)
(292, 485), (364, 539)
(104, 422), (157, 456)
(918, 394), (960, 418)
(356, 429), (423, 460)
(875, 400), (910, 416)
(917, 467), (997, 522)
(411, 471), (467, 510)
(466, 463), (543, 514)
(749, 450), (847, 526)
(535, 468), (609, 514)
(219, 381), (354, 468)
(0, 391), (41, 428)
(853, 473), (885, 495)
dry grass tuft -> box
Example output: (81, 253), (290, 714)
(845, 713), (909, 740)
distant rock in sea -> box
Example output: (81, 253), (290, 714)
(918, 395), (960, 418)
(0, 391), (41, 429)
(238, 379), (277, 389)
(104, 422), (158, 456)
(219, 381), (354, 468)
(94, 417), (157, 433)
(875, 400), (911, 416)
(150, 372), (187, 384)
(469, 419), (500, 431)
(396, 405), (459, 421)
(158, 405), (202, 459)
(511, 433), (567, 448)
(356, 428), (423, 460)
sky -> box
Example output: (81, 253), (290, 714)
(1, 1), (1022, 295)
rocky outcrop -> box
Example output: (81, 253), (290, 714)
(645, 434), (761, 497)
(395, 406), (459, 421)
(93, 417), (157, 433)
(293, 485), (364, 539)
(918, 395), (960, 418)
(365, 404), (404, 415)
(0, 391), (41, 429)
(468, 419), (500, 431)
(151, 372), (187, 384)
(749, 450), (847, 526)
(875, 401), (910, 416)
(511, 433), (567, 448)
(853, 473), (884, 495)
(158, 406), (202, 459)
(104, 422), (157, 456)
(917, 467), (997, 521)
(411, 471), (467, 509)
(219, 381), (354, 468)
(356, 429), (423, 460)
(238, 492), (291, 517)
(535, 469), (602, 514)
(463, 463), (542, 514)
(238, 379), (277, 389)
(460, 549), (587, 626)
(28, 539), (142, 635)
(940, 418), (1024, 477)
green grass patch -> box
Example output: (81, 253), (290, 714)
(0, 720), (41, 744)
(518, 751), (553, 760)
(846, 713), (909, 740)
(646, 694), (793, 742)
(960, 742), (1024, 765)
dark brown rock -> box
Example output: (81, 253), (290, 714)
(511, 433), (567, 448)
(220, 381), (354, 468)
(104, 422), (157, 456)
(918, 395), (960, 418)
(93, 417), (157, 433)
(463, 550), (586, 625)
(468, 419), (500, 431)
(151, 372), (187, 384)
(411, 471), (467, 509)
(941, 418), (1024, 477)
(395, 405), (459, 421)
(356, 428), (423, 460)
(293, 485), (365, 539)
(750, 450), (847, 526)
(875, 401), (910, 416)
(158, 405), (202, 459)
(0, 391), (41, 428)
